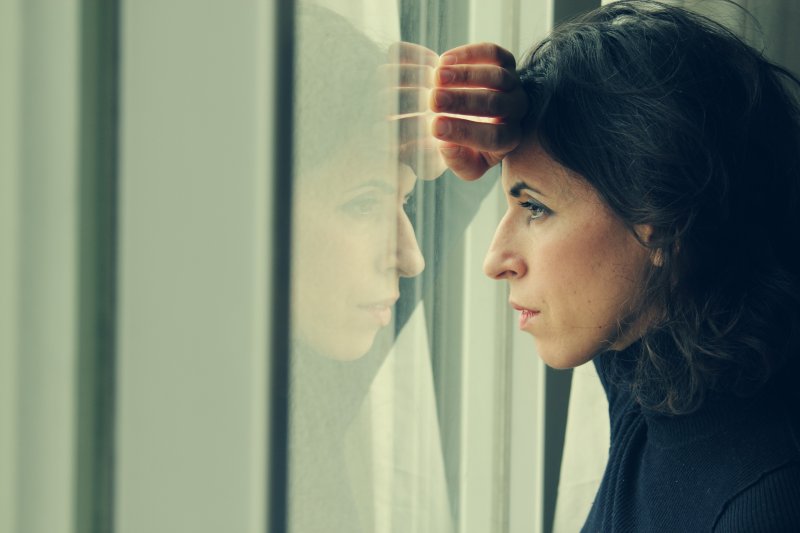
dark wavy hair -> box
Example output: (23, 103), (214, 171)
(519, 0), (800, 414)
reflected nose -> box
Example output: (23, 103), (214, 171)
(396, 211), (425, 278)
(483, 215), (526, 280)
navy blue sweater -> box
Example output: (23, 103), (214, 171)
(583, 341), (800, 532)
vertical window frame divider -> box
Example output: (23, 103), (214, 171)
(75, 0), (122, 532)
(266, 0), (296, 532)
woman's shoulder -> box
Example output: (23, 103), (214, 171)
(707, 392), (800, 531)
(713, 461), (800, 532)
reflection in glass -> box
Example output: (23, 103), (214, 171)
(290, 4), (451, 533)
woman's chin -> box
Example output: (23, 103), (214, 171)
(326, 343), (374, 361)
(533, 338), (599, 370)
(296, 329), (381, 361)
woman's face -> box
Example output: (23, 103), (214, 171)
(292, 150), (424, 361)
(483, 141), (652, 368)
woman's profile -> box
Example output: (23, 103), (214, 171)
(430, 0), (800, 530)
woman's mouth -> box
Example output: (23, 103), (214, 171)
(359, 296), (399, 327)
(511, 302), (540, 329)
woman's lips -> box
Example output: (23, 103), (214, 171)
(518, 309), (540, 329)
(359, 296), (399, 327)
(511, 302), (540, 329)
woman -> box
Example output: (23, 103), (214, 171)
(430, 1), (800, 530)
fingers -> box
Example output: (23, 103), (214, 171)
(380, 113), (445, 180)
(431, 115), (520, 154)
(388, 41), (439, 67)
(438, 143), (496, 182)
(435, 64), (519, 91)
(392, 114), (428, 146)
(388, 83), (528, 118)
(398, 138), (447, 181)
(430, 87), (528, 118)
(431, 51), (528, 122)
(381, 42), (438, 92)
(381, 87), (428, 116)
(383, 41), (524, 182)
(379, 64), (435, 88)
(439, 42), (516, 70)
(427, 43), (525, 181)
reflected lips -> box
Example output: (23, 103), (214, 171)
(360, 296), (399, 327)
(511, 302), (540, 329)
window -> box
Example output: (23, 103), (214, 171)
(8, 1), (794, 533)
(0, 1), (568, 532)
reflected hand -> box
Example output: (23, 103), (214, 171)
(430, 43), (528, 181)
(384, 42), (447, 180)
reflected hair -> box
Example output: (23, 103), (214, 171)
(295, 4), (386, 174)
(519, 0), (800, 414)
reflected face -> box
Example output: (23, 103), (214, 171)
(292, 152), (424, 361)
(483, 142), (652, 368)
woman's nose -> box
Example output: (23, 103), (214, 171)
(483, 219), (526, 280)
(395, 213), (425, 278)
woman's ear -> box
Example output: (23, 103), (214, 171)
(634, 224), (664, 267)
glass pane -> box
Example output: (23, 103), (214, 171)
(114, 2), (273, 532)
(290, 2), (514, 532)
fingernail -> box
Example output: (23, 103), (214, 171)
(437, 68), (455, 84)
(434, 118), (451, 138)
(433, 90), (451, 109)
(439, 54), (457, 66)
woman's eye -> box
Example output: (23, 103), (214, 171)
(518, 200), (550, 222)
(341, 195), (380, 217)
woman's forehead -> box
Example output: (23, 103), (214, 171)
(502, 143), (590, 203)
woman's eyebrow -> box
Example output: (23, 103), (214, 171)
(509, 180), (546, 198)
(345, 180), (396, 194)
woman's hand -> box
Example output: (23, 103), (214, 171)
(384, 41), (447, 180)
(430, 43), (529, 181)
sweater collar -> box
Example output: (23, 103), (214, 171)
(642, 389), (767, 446)
(602, 336), (772, 446)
